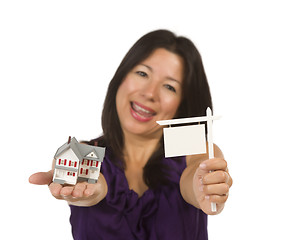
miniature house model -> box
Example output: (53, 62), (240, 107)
(53, 137), (105, 185)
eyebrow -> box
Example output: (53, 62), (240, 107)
(139, 64), (181, 85)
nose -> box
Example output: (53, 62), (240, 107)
(141, 81), (159, 102)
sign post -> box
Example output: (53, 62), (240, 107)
(157, 107), (221, 212)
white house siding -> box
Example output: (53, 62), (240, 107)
(54, 149), (80, 184)
(65, 171), (78, 185)
(55, 149), (80, 170)
(78, 161), (101, 182)
(89, 166), (100, 181)
(53, 169), (77, 185)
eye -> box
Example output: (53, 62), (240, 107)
(136, 71), (148, 78)
(164, 84), (176, 93)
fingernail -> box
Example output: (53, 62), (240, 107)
(205, 195), (210, 200)
(199, 185), (204, 192)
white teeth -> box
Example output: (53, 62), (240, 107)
(133, 103), (151, 114)
(131, 102), (155, 117)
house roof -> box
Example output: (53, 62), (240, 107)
(54, 137), (105, 163)
(77, 143), (105, 162)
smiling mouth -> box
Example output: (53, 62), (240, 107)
(130, 102), (156, 119)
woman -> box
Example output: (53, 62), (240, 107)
(30, 29), (233, 239)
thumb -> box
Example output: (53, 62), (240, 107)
(29, 170), (53, 185)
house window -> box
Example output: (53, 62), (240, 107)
(83, 160), (90, 166)
(92, 161), (99, 167)
(58, 159), (67, 166)
(67, 172), (76, 177)
(59, 159), (77, 168)
(79, 168), (89, 175)
(68, 161), (78, 167)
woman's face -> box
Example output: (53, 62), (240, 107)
(116, 48), (184, 139)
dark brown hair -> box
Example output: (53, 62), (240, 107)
(90, 29), (212, 189)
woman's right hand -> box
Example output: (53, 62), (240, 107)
(29, 170), (108, 207)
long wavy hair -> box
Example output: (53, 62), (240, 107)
(88, 29), (212, 189)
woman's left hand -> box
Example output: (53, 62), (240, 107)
(193, 157), (233, 215)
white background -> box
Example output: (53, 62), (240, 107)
(1, 1), (283, 239)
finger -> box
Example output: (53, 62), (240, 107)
(199, 158), (227, 172)
(202, 171), (229, 185)
(49, 182), (63, 199)
(84, 183), (97, 197)
(202, 183), (229, 196)
(72, 182), (88, 198)
(29, 170), (53, 185)
(60, 186), (74, 196)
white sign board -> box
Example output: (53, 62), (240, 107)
(157, 108), (220, 212)
(163, 124), (207, 158)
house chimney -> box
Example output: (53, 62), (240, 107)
(68, 136), (71, 144)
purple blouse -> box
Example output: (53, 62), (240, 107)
(70, 149), (208, 240)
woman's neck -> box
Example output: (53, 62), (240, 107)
(122, 131), (161, 165)
(122, 132), (161, 197)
